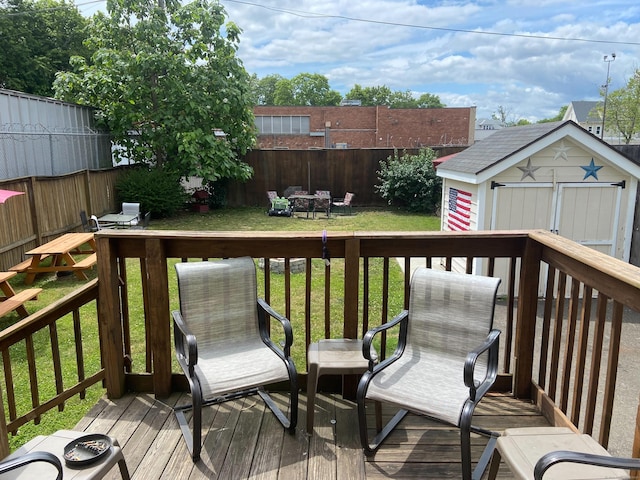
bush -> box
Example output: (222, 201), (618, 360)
(115, 167), (188, 218)
(375, 148), (442, 213)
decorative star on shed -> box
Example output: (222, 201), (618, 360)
(518, 158), (540, 180)
(581, 158), (603, 180)
(553, 140), (571, 162)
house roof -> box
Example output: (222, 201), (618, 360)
(568, 101), (600, 123)
(437, 120), (640, 184)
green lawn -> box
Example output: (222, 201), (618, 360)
(2, 206), (440, 450)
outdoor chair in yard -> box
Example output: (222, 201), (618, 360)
(173, 257), (298, 461)
(331, 192), (354, 215)
(314, 190), (331, 217)
(120, 202), (140, 226)
(357, 267), (501, 480)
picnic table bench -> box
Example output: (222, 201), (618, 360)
(0, 271), (42, 319)
(15, 233), (98, 285)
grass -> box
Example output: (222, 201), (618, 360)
(2, 206), (439, 451)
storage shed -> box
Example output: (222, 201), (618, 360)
(436, 121), (640, 287)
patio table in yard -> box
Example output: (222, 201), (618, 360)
(98, 213), (139, 229)
(0, 271), (42, 318)
(22, 233), (97, 285)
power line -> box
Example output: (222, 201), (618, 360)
(222, 0), (640, 47)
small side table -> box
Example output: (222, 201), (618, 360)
(488, 427), (628, 480)
(4, 429), (130, 479)
(306, 338), (375, 434)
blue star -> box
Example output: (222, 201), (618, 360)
(581, 159), (602, 180)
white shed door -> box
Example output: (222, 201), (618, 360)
(491, 182), (623, 256)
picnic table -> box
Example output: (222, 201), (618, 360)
(0, 271), (42, 318)
(19, 233), (97, 285)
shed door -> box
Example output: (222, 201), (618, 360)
(554, 183), (623, 256)
(490, 183), (555, 231)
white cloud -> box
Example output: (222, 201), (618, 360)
(221, 0), (640, 121)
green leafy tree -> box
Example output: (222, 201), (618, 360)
(54, 0), (255, 182)
(250, 73), (285, 105)
(0, 0), (91, 96)
(598, 69), (640, 144)
(273, 73), (342, 106)
(376, 148), (441, 213)
(345, 84), (444, 108)
(344, 84), (393, 105)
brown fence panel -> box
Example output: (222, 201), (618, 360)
(226, 147), (464, 207)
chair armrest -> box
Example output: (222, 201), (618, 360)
(362, 310), (408, 371)
(0, 451), (62, 480)
(464, 329), (500, 401)
(534, 450), (640, 480)
(258, 298), (294, 357)
(172, 310), (198, 369)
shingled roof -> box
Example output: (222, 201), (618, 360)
(437, 121), (564, 175)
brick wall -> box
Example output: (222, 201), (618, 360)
(254, 105), (476, 149)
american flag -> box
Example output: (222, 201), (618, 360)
(447, 188), (472, 231)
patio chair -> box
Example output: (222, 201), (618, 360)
(0, 451), (62, 479)
(331, 192), (354, 215)
(290, 190), (311, 214)
(173, 257), (298, 461)
(131, 211), (150, 230)
(357, 267), (501, 480)
(121, 202), (140, 226)
(314, 190), (331, 217)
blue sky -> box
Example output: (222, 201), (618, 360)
(77, 0), (640, 122)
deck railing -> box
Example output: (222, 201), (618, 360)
(0, 279), (104, 457)
(2, 229), (640, 461)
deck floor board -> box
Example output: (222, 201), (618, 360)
(72, 392), (548, 479)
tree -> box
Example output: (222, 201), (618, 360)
(344, 84), (444, 108)
(273, 73), (341, 106)
(0, 0), (92, 96)
(250, 73), (285, 105)
(599, 69), (640, 144)
(54, 0), (255, 182)
(538, 105), (568, 123)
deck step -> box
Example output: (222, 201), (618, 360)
(0, 288), (42, 317)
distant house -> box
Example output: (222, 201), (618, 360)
(563, 101), (602, 137)
(253, 105), (476, 149)
(474, 118), (505, 141)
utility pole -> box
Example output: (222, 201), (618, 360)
(601, 53), (616, 140)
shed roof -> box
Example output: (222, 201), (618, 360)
(437, 122), (563, 175)
(437, 120), (640, 184)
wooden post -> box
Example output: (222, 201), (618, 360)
(0, 384), (10, 458)
(342, 236), (360, 399)
(96, 235), (126, 398)
(632, 393), (640, 479)
(145, 238), (172, 398)
(513, 237), (542, 399)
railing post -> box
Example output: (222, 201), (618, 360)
(632, 393), (640, 479)
(96, 235), (126, 398)
(145, 238), (172, 398)
(513, 236), (542, 399)
(343, 236), (360, 339)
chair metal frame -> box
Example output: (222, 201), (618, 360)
(357, 268), (501, 480)
(172, 258), (298, 461)
(535, 450), (640, 480)
(0, 451), (62, 479)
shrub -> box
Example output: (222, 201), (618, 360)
(115, 167), (188, 218)
(375, 148), (442, 213)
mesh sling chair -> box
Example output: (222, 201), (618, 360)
(173, 257), (298, 461)
(357, 267), (501, 480)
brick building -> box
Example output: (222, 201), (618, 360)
(254, 105), (476, 149)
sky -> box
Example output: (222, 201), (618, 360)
(77, 0), (640, 123)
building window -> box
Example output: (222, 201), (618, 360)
(255, 116), (310, 135)
(588, 126), (593, 132)
(596, 126), (601, 135)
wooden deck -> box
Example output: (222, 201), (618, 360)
(73, 391), (550, 479)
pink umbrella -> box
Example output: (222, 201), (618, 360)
(0, 189), (25, 204)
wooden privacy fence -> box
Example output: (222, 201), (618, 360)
(225, 147), (464, 207)
(0, 169), (122, 270)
